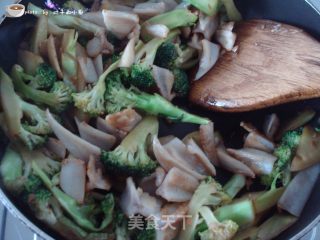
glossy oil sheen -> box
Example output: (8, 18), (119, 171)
(0, 0), (320, 239)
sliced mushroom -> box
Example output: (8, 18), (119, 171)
(78, 57), (99, 83)
(188, 33), (203, 50)
(139, 167), (166, 195)
(186, 139), (216, 176)
(227, 148), (277, 175)
(263, 113), (280, 140)
(45, 138), (67, 159)
(199, 121), (219, 165)
(152, 65), (175, 100)
(195, 39), (220, 80)
(80, 11), (105, 27)
(47, 35), (63, 78)
(194, 12), (219, 40)
(156, 167), (200, 202)
(152, 137), (205, 180)
(291, 126), (320, 172)
(278, 164), (320, 217)
(93, 54), (104, 76)
(87, 155), (111, 191)
(215, 27), (237, 51)
(75, 118), (116, 151)
(119, 38), (136, 68)
(46, 110), (101, 161)
(244, 132), (275, 153)
(60, 157), (86, 203)
(76, 43), (87, 58)
(164, 138), (209, 176)
(240, 121), (259, 133)
(133, 2), (166, 19)
(145, 24), (170, 39)
(183, 131), (200, 145)
(102, 10), (139, 39)
(120, 177), (162, 217)
(105, 108), (142, 133)
(217, 147), (255, 178)
(17, 50), (44, 76)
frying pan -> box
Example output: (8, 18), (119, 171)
(0, 0), (320, 239)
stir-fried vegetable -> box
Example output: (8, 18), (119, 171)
(0, 1), (318, 240)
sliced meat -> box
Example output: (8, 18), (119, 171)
(244, 132), (275, 153)
(105, 108), (142, 133)
(45, 137), (67, 159)
(139, 167), (166, 195)
(152, 65), (175, 101)
(194, 12), (219, 40)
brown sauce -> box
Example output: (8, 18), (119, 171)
(10, 5), (23, 10)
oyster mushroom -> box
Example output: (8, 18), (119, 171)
(102, 10), (139, 39)
(195, 39), (220, 80)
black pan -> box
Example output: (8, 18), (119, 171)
(0, 0), (320, 239)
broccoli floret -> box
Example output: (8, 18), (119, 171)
(0, 146), (24, 193)
(73, 61), (119, 116)
(172, 68), (189, 97)
(154, 42), (179, 69)
(198, 206), (238, 240)
(141, 9), (198, 41)
(101, 116), (158, 176)
(130, 64), (156, 91)
(0, 69), (51, 149)
(12, 65), (73, 113)
(130, 32), (179, 91)
(19, 63), (56, 90)
(24, 175), (42, 193)
(105, 76), (209, 124)
(175, 46), (198, 70)
(179, 177), (231, 240)
(261, 129), (302, 189)
(32, 159), (115, 232)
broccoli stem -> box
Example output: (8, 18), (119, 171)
(123, 91), (209, 125)
(141, 9), (198, 41)
(223, 174), (246, 199)
(187, 0), (221, 16)
(32, 161), (114, 232)
(221, 0), (242, 21)
(199, 206), (219, 226)
(11, 66), (58, 107)
(214, 199), (255, 228)
(254, 187), (285, 214)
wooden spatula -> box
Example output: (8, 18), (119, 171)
(190, 20), (320, 112)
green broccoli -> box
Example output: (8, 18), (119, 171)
(175, 46), (198, 70)
(198, 206), (239, 240)
(101, 116), (158, 176)
(19, 63), (56, 90)
(11, 65), (73, 113)
(0, 69), (51, 149)
(0, 146), (24, 193)
(141, 9), (198, 41)
(104, 75), (209, 124)
(32, 159), (115, 232)
(223, 174), (246, 200)
(72, 61), (119, 116)
(130, 64), (156, 91)
(24, 174), (43, 193)
(179, 177), (232, 240)
(172, 68), (190, 97)
(261, 129), (302, 188)
(130, 31), (179, 91)
(154, 41), (179, 69)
